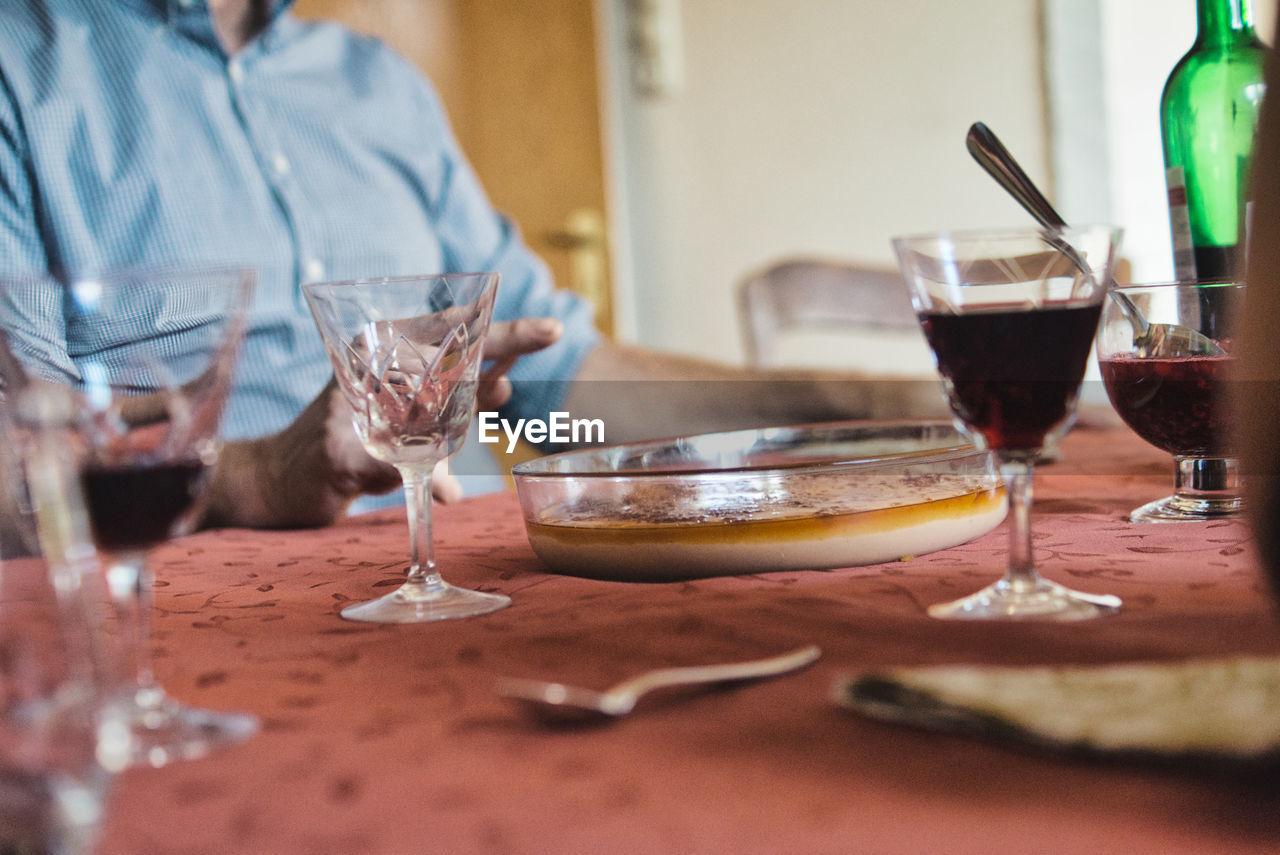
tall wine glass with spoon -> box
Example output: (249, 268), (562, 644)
(893, 226), (1124, 620)
(1, 264), (259, 768)
(303, 272), (508, 623)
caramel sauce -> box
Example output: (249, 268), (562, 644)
(527, 486), (1005, 548)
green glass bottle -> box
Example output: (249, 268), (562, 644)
(1160, 0), (1267, 281)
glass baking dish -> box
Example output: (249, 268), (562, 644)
(511, 419), (1006, 582)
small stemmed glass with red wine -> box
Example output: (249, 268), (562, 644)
(894, 226), (1124, 620)
(1097, 279), (1242, 522)
(3, 264), (259, 768)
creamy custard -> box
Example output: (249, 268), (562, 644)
(525, 484), (1007, 582)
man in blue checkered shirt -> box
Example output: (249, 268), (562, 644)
(0, 0), (942, 528)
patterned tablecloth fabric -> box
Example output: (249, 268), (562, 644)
(97, 424), (1280, 855)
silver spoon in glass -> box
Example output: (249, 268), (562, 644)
(496, 644), (821, 724)
(966, 121), (1225, 358)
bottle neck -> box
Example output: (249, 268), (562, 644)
(1197, 0), (1257, 45)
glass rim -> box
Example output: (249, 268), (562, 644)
(299, 270), (500, 293)
(890, 223), (1123, 248)
(1107, 278), (1242, 292)
(510, 418), (986, 479)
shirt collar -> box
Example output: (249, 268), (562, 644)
(134, 0), (296, 17)
(115, 0), (294, 16)
(117, 0), (299, 53)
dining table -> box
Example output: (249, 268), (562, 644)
(94, 420), (1280, 855)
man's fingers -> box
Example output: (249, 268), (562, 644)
(476, 373), (513, 411)
(431, 459), (464, 503)
(475, 317), (560, 412)
(480, 355), (517, 385)
(484, 317), (562, 362)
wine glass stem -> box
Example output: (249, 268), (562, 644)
(399, 463), (445, 593)
(1000, 459), (1038, 587)
(1174, 455), (1239, 499)
(103, 552), (160, 699)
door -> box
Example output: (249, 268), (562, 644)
(292, 0), (616, 335)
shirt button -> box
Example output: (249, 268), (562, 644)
(271, 154), (291, 176)
(228, 59), (244, 85)
(303, 259), (326, 281)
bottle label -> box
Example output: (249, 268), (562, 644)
(1166, 166), (1197, 280)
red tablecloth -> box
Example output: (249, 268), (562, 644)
(97, 425), (1280, 855)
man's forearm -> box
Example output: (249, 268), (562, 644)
(561, 341), (948, 444)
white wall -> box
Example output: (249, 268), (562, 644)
(1095, 0), (1195, 284)
(602, 0), (1275, 368)
(604, 0), (1051, 365)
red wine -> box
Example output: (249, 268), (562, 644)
(1099, 353), (1233, 457)
(80, 460), (208, 551)
(921, 302), (1102, 452)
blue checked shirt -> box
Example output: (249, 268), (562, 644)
(0, 0), (599, 475)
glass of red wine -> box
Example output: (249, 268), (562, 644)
(4, 265), (259, 767)
(303, 272), (509, 623)
(893, 226), (1124, 620)
(1096, 279), (1242, 522)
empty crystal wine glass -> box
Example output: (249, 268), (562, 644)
(303, 272), (509, 623)
(893, 226), (1124, 620)
(0, 265), (259, 768)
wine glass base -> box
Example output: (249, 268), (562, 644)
(0, 767), (111, 855)
(340, 581), (511, 624)
(927, 576), (1121, 621)
(100, 690), (259, 770)
(1129, 494), (1243, 523)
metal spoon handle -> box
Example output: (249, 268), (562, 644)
(966, 122), (1067, 229)
(612, 645), (821, 698)
(966, 121), (1150, 336)
(966, 122), (1092, 276)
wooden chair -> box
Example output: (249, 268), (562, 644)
(737, 258), (921, 367)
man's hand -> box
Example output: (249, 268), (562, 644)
(474, 317), (562, 411)
(200, 317), (562, 529)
